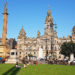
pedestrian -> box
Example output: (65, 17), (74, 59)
(34, 61), (37, 66)
(15, 62), (21, 68)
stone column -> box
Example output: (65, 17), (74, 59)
(2, 2), (8, 45)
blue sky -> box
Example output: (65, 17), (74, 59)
(0, 0), (75, 40)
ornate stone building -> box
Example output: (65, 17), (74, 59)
(17, 9), (75, 60)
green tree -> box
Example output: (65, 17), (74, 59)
(60, 42), (75, 57)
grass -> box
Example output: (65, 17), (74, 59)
(0, 64), (75, 75)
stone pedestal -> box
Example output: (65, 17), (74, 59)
(6, 49), (18, 64)
(0, 45), (6, 57)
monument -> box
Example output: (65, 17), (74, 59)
(0, 2), (8, 57)
(38, 48), (44, 59)
(70, 53), (74, 62)
(5, 49), (18, 64)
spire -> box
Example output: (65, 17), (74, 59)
(45, 8), (52, 23)
(72, 26), (75, 31)
(37, 31), (40, 38)
(45, 8), (54, 36)
(20, 26), (25, 34)
(18, 26), (26, 39)
(72, 26), (75, 36)
(72, 26), (75, 40)
(47, 9), (51, 16)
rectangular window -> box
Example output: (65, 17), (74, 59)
(11, 52), (14, 55)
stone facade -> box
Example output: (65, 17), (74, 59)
(17, 9), (75, 60)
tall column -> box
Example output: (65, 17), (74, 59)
(2, 2), (8, 45)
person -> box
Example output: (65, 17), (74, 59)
(0, 57), (2, 63)
(15, 62), (21, 68)
(5, 58), (8, 62)
(24, 63), (27, 68)
(34, 61), (37, 66)
(2, 58), (5, 64)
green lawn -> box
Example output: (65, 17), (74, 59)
(0, 64), (75, 75)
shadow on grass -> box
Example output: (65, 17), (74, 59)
(10, 67), (20, 75)
(3, 66), (21, 75)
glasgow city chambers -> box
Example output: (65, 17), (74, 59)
(17, 9), (75, 60)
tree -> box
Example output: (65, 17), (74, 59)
(60, 42), (75, 57)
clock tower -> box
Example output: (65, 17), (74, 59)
(45, 9), (54, 36)
(72, 26), (75, 40)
